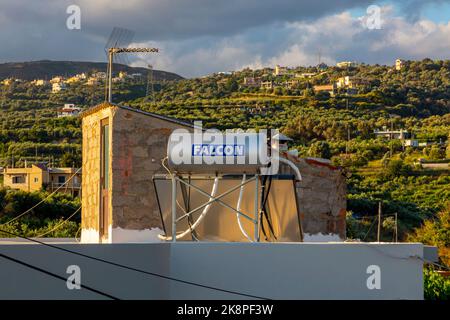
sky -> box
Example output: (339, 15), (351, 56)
(0, 0), (449, 77)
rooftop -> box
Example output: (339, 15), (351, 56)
(80, 102), (194, 128)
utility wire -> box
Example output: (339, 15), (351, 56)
(363, 217), (378, 241)
(416, 256), (450, 271)
(0, 229), (268, 300)
(35, 207), (81, 238)
(0, 167), (82, 226)
(0, 252), (119, 300)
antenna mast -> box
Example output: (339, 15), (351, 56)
(105, 47), (159, 103)
(146, 64), (154, 102)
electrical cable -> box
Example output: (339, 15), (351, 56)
(74, 225), (82, 243)
(0, 252), (119, 300)
(261, 176), (277, 240)
(363, 218), (377, 241)
(0, 229), (268, 300)
(417, 257), (450, 271)
(35, 207), (81, 238)
(176, 199), (199, 241)
(186, 177), (200, 241)
(259, 176), (269, 241)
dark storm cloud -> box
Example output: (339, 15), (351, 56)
(0, 0), (373, 62)
(77, 0), (375, 40)
(0, 0), (447, 76)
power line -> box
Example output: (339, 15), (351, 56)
(35, 207), (81, 238)
(0, 229), (268, 300)
(363, 217), (377, 241)
(417, 257), (450, 271)
(0, 252), (119, 300)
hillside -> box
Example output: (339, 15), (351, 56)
(0, 60), (183, 81)
(0, 58), (449, 245)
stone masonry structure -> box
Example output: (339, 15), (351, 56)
(81, 102), (193, 243)
(282, 155), (347, 240)
(81, 102), (346, 243)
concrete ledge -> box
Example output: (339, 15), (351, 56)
(0, 241), (428, 299)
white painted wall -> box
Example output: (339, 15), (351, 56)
(81, 228), (99, 243)
(303, 232), (343, 242)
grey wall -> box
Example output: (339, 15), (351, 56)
(0, 242), (424, 300)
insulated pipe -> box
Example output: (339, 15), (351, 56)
(236, 174), (253, 242)
(275, 157), (302, 182)
(159, 177), (219, 241)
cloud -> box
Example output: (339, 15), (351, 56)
(74, 0), (375, 40)
(0, 0), (371, 63)
(133, 8), (450, 77)
(0, 1), (448, 77)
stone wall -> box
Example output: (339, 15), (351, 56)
(281, 155), (347, 240)
(81, 105), (114, 242)
(110, 107), (192, 241)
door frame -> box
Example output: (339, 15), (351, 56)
(99, 117), (110, 241)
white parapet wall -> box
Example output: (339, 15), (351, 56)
(0, 241), (433, 299)
(110, 227), (164, 243)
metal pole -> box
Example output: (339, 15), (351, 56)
(254, 174), (259, 242)
(377, 202), (382, 242)
(395, 212), (398, 243)
(107, 51), (113, 103)
(172, 176), (177, 242)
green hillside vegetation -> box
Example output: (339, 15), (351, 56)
(0, 60), (183, 81)
(0, 59), (449, 265)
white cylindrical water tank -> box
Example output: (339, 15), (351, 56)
(167, 132), (270, 174)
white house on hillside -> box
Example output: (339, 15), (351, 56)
(57, 104), (82, 117)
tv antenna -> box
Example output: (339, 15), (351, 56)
(105, 47), (159, 103)
(103, 27), (159, 103)
(104, 27), (135, 66)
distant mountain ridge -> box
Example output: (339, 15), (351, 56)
(0, 60), (183, 81)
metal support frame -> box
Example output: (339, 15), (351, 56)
(170, 174), (260, 242)
(171, 175), (177, 242)
(254, 174), (260, 242)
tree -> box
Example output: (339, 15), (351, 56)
(383, 160), (411, 178)
(60, 152), (81, 168)
(428, 145), (445, 160)
(273, 87), (282, 96)
(408, 205), (450, 267)
(308, 141), (331, 159)
(225, 79), (238, 92)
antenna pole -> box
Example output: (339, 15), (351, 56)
(394, 212), (398, 243)
(105, 47), (159, 104)
(107, 50), (113, 103)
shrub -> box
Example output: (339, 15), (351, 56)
(0, 219), (80, 238)
(383, 160), (412, 179)
(308, 141), (331, 159)
(424, 268), (450, 300)
(408, 205), (450, 266)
